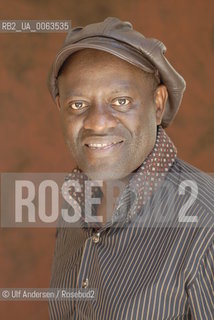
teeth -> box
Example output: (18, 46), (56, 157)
(88, 142), (119, 148)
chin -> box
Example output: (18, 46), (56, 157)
(85, 172), (117, 182)
(81, 167), (127, 182)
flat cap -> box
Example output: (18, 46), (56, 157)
(48, 17), (186, 128)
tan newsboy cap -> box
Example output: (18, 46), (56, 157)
(48, 17), (186, 128)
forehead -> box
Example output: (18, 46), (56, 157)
(57, 49), (154, 94)
(59, 49), (150, 79)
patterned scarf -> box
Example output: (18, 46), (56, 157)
(62, 126), (177, 229)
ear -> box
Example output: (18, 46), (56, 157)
(55, 95), (61, 111)
(154, 85), (168, 125)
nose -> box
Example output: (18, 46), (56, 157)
(83, 103), (118, 132)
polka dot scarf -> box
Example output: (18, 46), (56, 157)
(62, 126), (177, 228)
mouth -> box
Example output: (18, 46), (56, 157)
(83, 136), (125, 152)
(85, 141), (123, 150)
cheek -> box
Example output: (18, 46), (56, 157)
(60, 114), (80, 145)
(138, 105), (157, 134)
(127, 108), (157, 153)
(123, 105), (156, 137)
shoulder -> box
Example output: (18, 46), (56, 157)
(164, 159), (214, 280)
(160, 158), (214, 242)
(172, 158), (214, 183)
(169, 158), (214, 186)
(166, 158), (214, 214)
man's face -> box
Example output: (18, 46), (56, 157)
(56, 49), (167, 180)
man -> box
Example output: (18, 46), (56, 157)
(48, 18), (214, 319)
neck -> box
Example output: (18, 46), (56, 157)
(100, 174), (130, 200)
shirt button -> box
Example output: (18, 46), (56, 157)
(92, 232), (100, 243)
(82, 278), (89, 288)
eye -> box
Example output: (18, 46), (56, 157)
(68, 101), (88, 110)
(112, 97), (131, 107)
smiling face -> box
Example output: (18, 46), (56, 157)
(56, 49), (167, 180)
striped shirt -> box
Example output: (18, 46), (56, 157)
(49, 128), (214, 319)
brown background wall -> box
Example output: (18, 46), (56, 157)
(0, 0), (214, 319)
